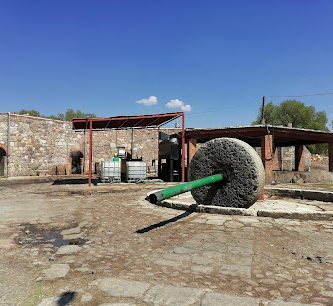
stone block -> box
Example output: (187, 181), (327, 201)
(201, 292), (257, 306)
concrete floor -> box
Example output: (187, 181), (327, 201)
(0, 182), (333, 305)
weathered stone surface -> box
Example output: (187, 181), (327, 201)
(201, 292), (257, 306)
(143, 284), (203, 306)
(268, 301), (312, 306)
(56, 245), (82, 255)
(191, 265), (213, 273)
(320, 290), (333, 298)
(75, 267), (90, 273)
(98, 304), (137, 306)
(189, 138), (265, 208)
(266, 186), (333, 203)
(42, 264), (70, 280)
(173, 246), (193, 254)
(220, 264), (251, 277)
(81, 292), (93, 302)
(61, 227), (81, 235)
(36, 297), (58, 306)
(191, 255), (215, 265)
(224, 220), (244, 229)
(0, 238), (14, 249)
(2, 183), (333, 305)
(62, 233), (83, 240)
(93, 277), (150, 298)
(153, 258), (184, 268)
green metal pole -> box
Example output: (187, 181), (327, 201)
(148, 173), (223, 204)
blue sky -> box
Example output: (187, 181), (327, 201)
(0, 0), (332, 128)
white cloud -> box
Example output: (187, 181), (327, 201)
(136, 96), (158, 106)
(165, 99), (183, 108)
(181, 104), (192, 112)
(165, 99), (192, 112)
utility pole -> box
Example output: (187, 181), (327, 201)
(260, 96), (266, 124)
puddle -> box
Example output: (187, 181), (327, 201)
(43, 231), (69, 247)
(16, 224), (87, 247)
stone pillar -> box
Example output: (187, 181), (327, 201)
(329, 143), (333, 172)
(261, 135), (273, 185)
(187, 138), (197, 168)
(65, 163), (71, 175)
(272, 147), (279, 170)
(80, 158), (84, 174)
(295, 145), (305, 171)
(3, 156), (8, 177)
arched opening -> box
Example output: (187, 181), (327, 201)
(70, 151), (83, 174)
(0, 147), (7, 177)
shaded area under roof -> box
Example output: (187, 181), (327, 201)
(184, 125), (333, 147)
(72, 112), (183, 130)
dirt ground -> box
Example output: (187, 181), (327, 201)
(1, 182), (333, 305)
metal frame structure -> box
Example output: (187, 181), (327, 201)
(183, 125), (333, 184)
(72, 112), (185, 186)
(184, 125), (333, 147)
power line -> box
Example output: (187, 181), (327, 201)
(267, 92), (333, 98)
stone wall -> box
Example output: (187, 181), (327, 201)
(0, 114), (80, 176)
(255, 146), (312, 172)
(0, 115), (9, 153)
(0, 113), (179, 177)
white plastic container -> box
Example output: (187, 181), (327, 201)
(126, 161), (147, 182)
(100, 161), (121, 183)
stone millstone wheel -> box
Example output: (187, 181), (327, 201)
(189, 138), (265, 208)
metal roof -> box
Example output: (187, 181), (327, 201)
(185, 125), (333, 146)
(72, 112), (183, 130)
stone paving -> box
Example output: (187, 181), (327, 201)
(0, 183), (333, 305)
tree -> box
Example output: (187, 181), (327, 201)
(46, 109), (96, 121)
(253, 100), (329, 154)
(17, 109), (41, 117)
(62, 109), (96, 121)
(45, 115), (61, 120)
(17, 108), (96, 121)
(253, 100), (328, 131)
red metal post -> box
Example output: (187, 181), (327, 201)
(181, 112), (185, 182)
(88, 119), (93, 186)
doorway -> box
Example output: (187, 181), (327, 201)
(70, 151), (83, 174)
(0, 147), (7, 176)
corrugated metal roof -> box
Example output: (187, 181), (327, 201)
(72, 112), (183, 130)
(185, 125), (333, 146)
